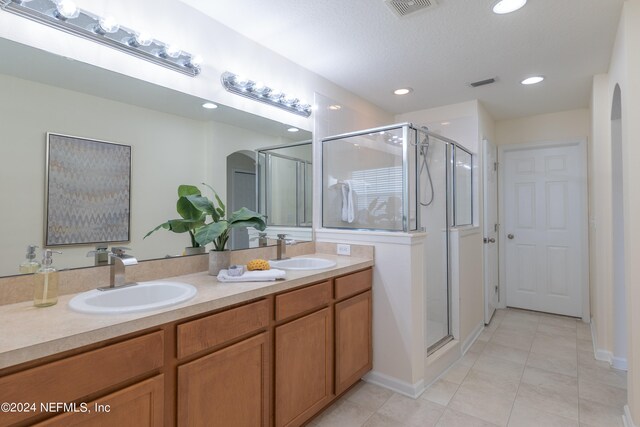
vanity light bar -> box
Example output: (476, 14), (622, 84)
(0, 0), (202, 77)
(221, 71), (312, 117)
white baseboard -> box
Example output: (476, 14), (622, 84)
(623, 405), (638, 427)
(590, 317), (629, 370)
(462, 322), (484, 354)
(363, 371), (425, 399)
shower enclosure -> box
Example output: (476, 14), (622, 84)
(322, 123), (472, 354)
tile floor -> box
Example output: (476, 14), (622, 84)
(309, 308), (627, 427)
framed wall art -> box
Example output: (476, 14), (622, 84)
(45, 133), (131, 246)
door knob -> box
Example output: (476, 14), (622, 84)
(507, 234), (514, 240)
(488, 238), (496, 243)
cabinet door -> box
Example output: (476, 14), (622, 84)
(177, 332), (270, 427)
(35, 375), (164, 427)
(275, 308), (332, 427)
(335, 290), (373, 395)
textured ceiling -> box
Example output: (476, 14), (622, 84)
(178, 0), (623, 120)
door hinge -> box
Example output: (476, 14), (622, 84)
(494, 223), (499, 232)
(493, 161), (498, 171)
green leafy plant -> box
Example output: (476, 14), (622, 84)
(145, 184), (266, 251)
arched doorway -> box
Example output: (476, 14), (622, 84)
(611, 84), (627, 370)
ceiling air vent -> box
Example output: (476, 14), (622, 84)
(384, 0), (438, 18)
(470, 78), (497, 88)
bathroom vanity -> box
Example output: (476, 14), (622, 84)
(0, 257), (372, 427)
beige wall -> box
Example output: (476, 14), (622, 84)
(495, 109), (591, 146)
(590, 0), (640, 422)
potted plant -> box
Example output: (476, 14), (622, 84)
(144, 185), (208, 255)
(145, 184), (267, 274)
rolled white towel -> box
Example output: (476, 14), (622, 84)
(341, 180), (356, 223)
(217, 268), (286, 282)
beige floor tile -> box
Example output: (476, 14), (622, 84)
(345, 381), (395, 412)
(517, 367), (579, 420)
(577, 350), (611, 369)
(537, 323), (578, 339)
(490, 329), (535, 352)
(442, 361), (472, 384)
(578, 365), (627, 390)
(508, 400), (579, 427)
(483, 342), (530, 365)
(538, 313), (578, 329)
(315, 399), (376, 427)
(421, 379), (459, 406)
(377, 393), (445, 427)
(579, 398), (624, 427)
(477, 329), (495, 342)
(472, 354), (525, 382)
(526, 350), (578, 377)
(577, 339), (594, 352)
(579, 378), (628, 408)
(530, 335), (577, 359)
(462, 369), (521, 401)
(504, 309), (540, 323)
(498, 318), (539, 334)
(577, 328), (592, 341)
(459, 350), (481, 367)
(448, 382), (515, 426)
(362, 412), (405, 427)
(436, 408), (500, 427)
(467, 339), (488, 354)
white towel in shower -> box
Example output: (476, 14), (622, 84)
(341, 180), (355, 223)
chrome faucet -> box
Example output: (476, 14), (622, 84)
(258, 232), (268, 247)
(276, 234), (291, 261)
(98, 247), (138, 291)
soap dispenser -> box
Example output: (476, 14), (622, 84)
(34, 249), (62, 307)
(19, 245), (40, 274)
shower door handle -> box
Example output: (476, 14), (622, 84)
(483, 238), (496, 244)
(507, 234), (514, 240)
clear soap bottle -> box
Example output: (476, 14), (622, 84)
(34, 249), (61, 308)
(19, 245), (40, 274)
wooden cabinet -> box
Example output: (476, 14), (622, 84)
(177, 333), (270, 427)
(35, 375), (164, 427)
(275, 308), (333, 427)
(0, 331), (164, 426)
(335, 290), (373, 395)
(1, 267), (373, 427)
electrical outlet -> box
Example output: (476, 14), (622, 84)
(336, 244), (351, 256)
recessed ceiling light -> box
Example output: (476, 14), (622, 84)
(287, 127), (299, 133)
(202, 102), (218, 109)
(521, 76), (545, 85)
(492, 0), (527, 14)
(394, 87), (413, 95)
(329, 104), (342, 110)
(441, 121), (451, 126)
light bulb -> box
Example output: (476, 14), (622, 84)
(164, 44), (181, 58)
(54, 0), (80, 19)
(98, 16), (119, 34)
(134, 32), (153, 46)
(188, 55), (203, 68)
(202, 102), (218, 109)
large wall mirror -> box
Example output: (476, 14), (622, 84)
(0, 37), (312, 278)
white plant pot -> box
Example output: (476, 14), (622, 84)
(209, 250), (231, 276)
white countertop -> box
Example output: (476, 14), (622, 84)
(0, 254), (373, 370)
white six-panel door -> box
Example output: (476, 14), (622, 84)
(503, 142), (586, 317)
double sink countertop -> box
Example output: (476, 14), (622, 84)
(0, 253), (373, 370)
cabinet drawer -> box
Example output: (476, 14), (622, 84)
(35, 375), (164, 427)
(177, 299), (269, 358)
(334, 269), (372, 301)
(0, 331), (163, 426)
(275, 281), (331, 321)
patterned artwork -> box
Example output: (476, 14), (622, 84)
(45, 133), (131, 246)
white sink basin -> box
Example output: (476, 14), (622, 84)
(68, 281), (197, 314)
(270, 257), (337, 270)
